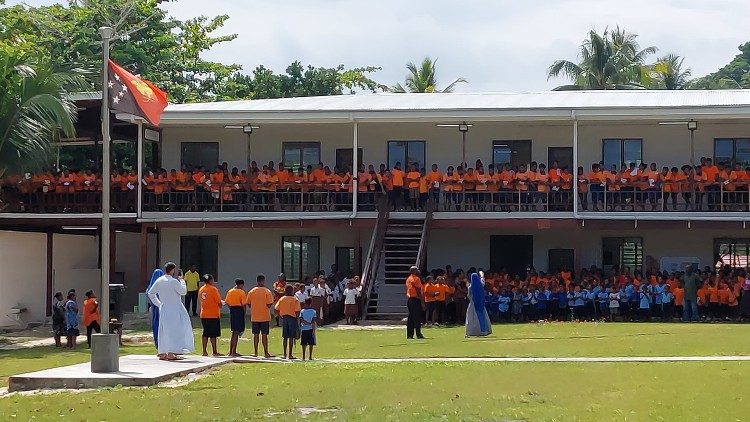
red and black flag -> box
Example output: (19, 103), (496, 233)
(107, 59), (168, 126)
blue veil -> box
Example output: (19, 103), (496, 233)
(147, 269), (164, 348)
(470, 273), (489, 333)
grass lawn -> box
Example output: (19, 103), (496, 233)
(1, 361), (748, 420)
(1, 322), (749, 420)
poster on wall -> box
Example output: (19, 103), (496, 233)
(660, 257), (700, 273)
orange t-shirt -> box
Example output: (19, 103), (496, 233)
(423, 282), (439, 303)
(224, 288), (246, 307)
(391, 169), (405, 187)
(246, 287), (274, 322)
(406, 171), (421, 189)
(673, 287), (684, 306)
(275, 295), (301, 317)
(199, 284), (222, 319)
(707, 286), (719, 303)
(718, 287), (730, 305)
(406, 274), (423, 298)
(83, 298), (100, 326)
(703, 165), (719, 183)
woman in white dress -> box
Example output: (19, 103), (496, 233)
(147, 262), (195, 360)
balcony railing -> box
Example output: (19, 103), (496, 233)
(2, 182), (749, 215)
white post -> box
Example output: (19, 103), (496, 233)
(351, 121), (358, 217)
(136, 120), (143, 218)
(572, 112), (579, 216)
(92, 26), (119, 374)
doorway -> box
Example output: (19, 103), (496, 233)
(548, 248), (575, 273)
(490, 235), (533, 278)
(548, 147), (573, 171)
(180, 235), (218, 279)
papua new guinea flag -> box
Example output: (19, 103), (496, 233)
(107, 59), (168, 126)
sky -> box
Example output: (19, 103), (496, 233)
(9, 0), (750, 92)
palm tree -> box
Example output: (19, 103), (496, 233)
(547, 27), (657, 90)
(650, 54), (692, 90)
(390, 57), (466, 93)
(0, 51), (87, 178)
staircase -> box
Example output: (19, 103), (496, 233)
(366, 218), (428, 320)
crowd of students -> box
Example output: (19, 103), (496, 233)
(6, 156), (750, 213)
(417, 264), (750, 325)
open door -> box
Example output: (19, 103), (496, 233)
(490, 235), (533, 278)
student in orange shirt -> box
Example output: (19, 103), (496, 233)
(577, 166), (589, 211)
(588, 163), (606, 211)
(535, 164), (549, 211)
(475, 166), (490, 211)
(418, 168), (429, 210)
(199, 274), (224, 357)
(82, 290), (101, 348)
(247, 274), (275, 358)
(427, 164), (443, 206)
(702, 158), (720, 210)
(275, 284), (301, 359)
(642, 163), (660, 211)
(391, 161), (405, 210)
(463, 167), (479, 210)
(224, 278), (246, 357)
(405, 164), (421, 211)
(441, 166), (456, 210)
(707, 280), (720, 320)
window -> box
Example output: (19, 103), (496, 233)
(714, 138), (750, 167)
(181, 142), (219, 170)
(388, 141), (425, 170)
(282, 236), (320, 282)
(547, 147), (573, 171)
(714, 238), (750, 268)
(602, 139), (642, 169)
(180, 236), (218, 280)
(282, 142), (320, 169)
(493, 140), (531, 169)
(602, 237), (643, 273)
(335, 246), (361, 276)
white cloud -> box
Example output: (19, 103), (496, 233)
(12, 0), (750, 91)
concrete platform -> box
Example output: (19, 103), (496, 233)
(8, 355), (231, 392)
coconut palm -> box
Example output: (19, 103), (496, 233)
(650, 54), (692, 90)
(0, 51), (87, 177)
(547, 27), (657, 90)
(390, 57), (466, 93)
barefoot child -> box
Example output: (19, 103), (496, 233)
(300, 298), (317, 360)
(275, 285), (301, 359)
(199, 274), (224, 356)
(224, 278), (246, 357)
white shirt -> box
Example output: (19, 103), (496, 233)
(295, 291), (309, 304)
(309, 286), (330, 297)
(343, 287), (361, 305)
(609, 292), (620, 308)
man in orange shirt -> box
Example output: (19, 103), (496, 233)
(247, 274), (275, 358)
(702, 158), (720, 210)
(391, 161), (406, 210)
(224, 278), (246, 357)
(275, 284), (301, 359)
(199, 274), (224, 356)
(423, 276), (439, 324)
(427, 164), (443, 206)
(82, 290), (101, 348)
(405, 265), (425, 339)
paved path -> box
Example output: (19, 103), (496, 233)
(315, 355), (750, 363)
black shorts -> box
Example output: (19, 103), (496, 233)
(67, 328), (80, 337)
(282, 315), (298, 339)
(229, 306), (246, 333)
(251, 321), (270, 335)
(300, 330), (316, 346)
(201, 318), (221, 338)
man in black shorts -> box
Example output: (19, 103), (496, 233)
(224, 278), (246, 357)
(246, 274), (274, 358)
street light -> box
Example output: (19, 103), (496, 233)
(437, 122), (473, 167)
(659, 120), (698, 166)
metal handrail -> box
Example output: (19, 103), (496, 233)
(414, 199), (434, 272)
(359, 196), (389, 320)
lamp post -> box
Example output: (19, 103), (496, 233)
(687, 120), (698, 167)
(437, 122), (472, 168)
(91, 26), (120, 373)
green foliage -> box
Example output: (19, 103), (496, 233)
(0, 50), (89, 176)
(548, 27), (657, 90)
(648, 54), (691, 90)
(390, 57), (466, 93)
(690, 42), (750, 89)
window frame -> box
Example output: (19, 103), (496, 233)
(492, 140), (532, 169)
(713, 138), (750, 167)
(387, 140), (426, 170)
(282, 141), (321, 170)
(281, 236), (321, 282)
(601, 138), (643, 169)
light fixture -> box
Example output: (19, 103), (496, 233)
(61, 226), (98, 231)
(687, 120), (698, 131)
(658, 120), (698, 166)
(437, 122), (473, 166)
(225, 124), (259, 134)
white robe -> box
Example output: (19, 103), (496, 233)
(147, 275), (195, 354)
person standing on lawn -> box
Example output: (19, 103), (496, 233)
(199, 274), (224, 357)
(225, 278), (246, 357)
(246, 274), (275, 358)
(52, 292), (66, 348)
(82, 290), (101, 348)
(184, 265), (201, 317)
(146, 268), (165, 349)
(64, 291), (79, 348)
(682, 265), (700, 322)
(405, 266), (425, 340)
(299, 298), (317, 360)
(147, 262), (195, 361)
(275, 285), (301, 359)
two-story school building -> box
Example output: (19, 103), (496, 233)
(4, 89), (750, 325)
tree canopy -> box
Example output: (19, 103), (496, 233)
(389, 57), (466, 93)
(689, 42), (750, 89)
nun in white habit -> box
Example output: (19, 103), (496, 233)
(147, 262), (195, 360)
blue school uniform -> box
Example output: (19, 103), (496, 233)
(639, 292), (651, 309)
(654, 284), (666, 305)
(498, 295), (511, 313)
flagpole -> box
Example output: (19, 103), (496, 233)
(92, 25), (119, 373)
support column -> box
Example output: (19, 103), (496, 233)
(46, 232), (53, 316)
(110, 226), (117, 285)
(140, 224), (148, 290)
(136, 120), (144, 218)
(572, 112), (579, 216)
(351, 121), (358, 216)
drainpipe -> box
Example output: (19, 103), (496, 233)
(572, 110), (579, 221)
